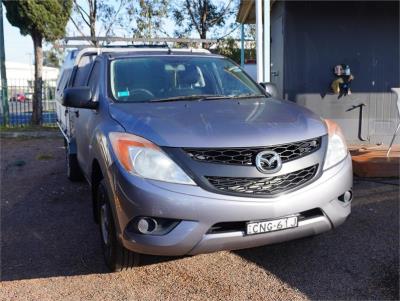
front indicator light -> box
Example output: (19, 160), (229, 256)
(323, 119), (349, 170)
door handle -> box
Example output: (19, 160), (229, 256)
(74, 110), (79, 118)
(271, 71), (279, 77)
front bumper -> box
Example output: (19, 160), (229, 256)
(109, 155), (352, 256)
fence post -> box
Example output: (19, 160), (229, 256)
(0, 4), (9, 126)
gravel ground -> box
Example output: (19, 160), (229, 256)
(1, 137), (399, 300)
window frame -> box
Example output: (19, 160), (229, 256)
(70, 54), (97, 88)
(86, 60), (102, 102)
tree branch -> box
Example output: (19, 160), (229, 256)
(103, 0), (126, 37)
(73, 0), (90, 18)
(93, 0), (97, 22)
(216, 23), (240, 40)
(86, 0), (94, 18)
(69, 17), (96, 45)
(73, 0), (91, 27)
(69, 17), (87, 38)
(185, 0), (201, 37)
(201, 0), (207, 35)
(209, 0), (233, 26)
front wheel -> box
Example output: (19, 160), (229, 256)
(97, 180), (140, 271)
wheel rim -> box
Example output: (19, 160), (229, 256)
(100, 203), (110, 246)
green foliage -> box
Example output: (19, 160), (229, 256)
(213, 37), (255, 64)
(129, 0), (169, 38)
(43, 49), (63, 68)
(3, 0), (72, 125)
(71, 0), (135, 44)
(98, 0), (130, 37)
(215, 38), (240, 62)
(3, 0), (73, 41)
(172, 0), (236, 39)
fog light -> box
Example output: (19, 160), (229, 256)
(338, 190), (353, 203)
(127, 216), (180, 236)
(137, 217), (157, 234)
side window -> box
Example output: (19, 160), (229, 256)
(56, 73), (65, 92)
(72, 55), (95, 87)
(63, 69), (71, 90)
(87, 62), (101, 100)
(57, 69), (72, 91)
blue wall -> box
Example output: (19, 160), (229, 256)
(283, 1), (399, 144)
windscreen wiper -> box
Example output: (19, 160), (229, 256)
(150, 94), (226, 102)
(230, 94), (266, 99)
(150, 94), (266, 103)
(200, 94), (266, 101)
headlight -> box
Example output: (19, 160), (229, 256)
(323, 119), (348, 170)
(109, 132), (196, 185)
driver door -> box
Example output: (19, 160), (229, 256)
(75, 60), (101, 176)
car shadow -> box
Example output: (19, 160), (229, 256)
(234, 180), (399, 300)
(0, 147), (179, 281)
(0, 178), (180, 281)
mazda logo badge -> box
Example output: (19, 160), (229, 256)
(255, 150), (282, 174)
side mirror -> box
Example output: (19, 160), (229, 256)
(62, 87), (98, 109)
(260, 82), (279, 99)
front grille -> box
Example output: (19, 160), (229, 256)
(206, 165), (318, 196)
(184, 137), (321, 166)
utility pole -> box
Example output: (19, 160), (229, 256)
(0, 3), (9, 126)
(240, 23), (245, 67)
(255, 0), (263, 83)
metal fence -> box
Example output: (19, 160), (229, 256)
(0, 79), (57, 127)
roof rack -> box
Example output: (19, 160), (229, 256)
(66, 46), (211, 58)
(59, 36), (254, 49)
(99, 44), (169, 49)
(64, 46), (212, 69)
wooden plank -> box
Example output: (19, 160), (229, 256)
(350, 145), (400, 178)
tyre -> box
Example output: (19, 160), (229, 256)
(97, 180), (140, 271)
(65, 141), (84, 181)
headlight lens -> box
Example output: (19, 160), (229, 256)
(109, 132), (196, 185)
(323, 119), (348, 170)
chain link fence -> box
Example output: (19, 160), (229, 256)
(0, 79), (57, 127)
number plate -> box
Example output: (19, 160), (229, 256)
(246, 216), (298, 235)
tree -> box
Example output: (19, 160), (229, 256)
(128, 0), (169, 39)
(214, 23), (256, 63)
(213, 37), (256, 64)
(43, 48), (63, 68)
(3, 0), (72, 125)
(172, 0), (236, 47)
(70, 0), (130, 45)
(70, 0), (97, 45)
(214, 37), (240, 63)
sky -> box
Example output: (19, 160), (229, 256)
(2, 2), (176, 64)
(3, 7), (34, 65)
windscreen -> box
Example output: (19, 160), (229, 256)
(110, 56), (264, 102)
